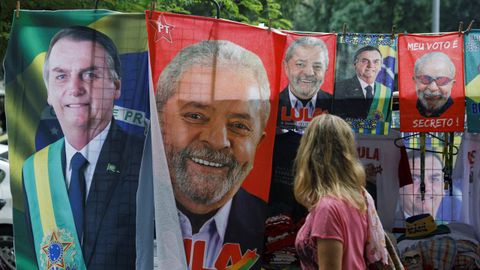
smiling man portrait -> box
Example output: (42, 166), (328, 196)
(156, 40), (270, 269)
(413, 52), (456, 118)
(277, 36), (332, 133)
(22, 26), (144, 270)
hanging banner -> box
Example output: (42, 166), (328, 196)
(355, 130), (412, 232)
(333, 33), (396, 135)
(5, 10), (149, 270)
(265, 32), (335, 268)
(147, 11), (285, 269)
(275, 33), (336, 134)
(465, 30), (480, 132)
(398, 33), (465, 132)
(397, 132), (463, 223)
(452, 132), (480, 225)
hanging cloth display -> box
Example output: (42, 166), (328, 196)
(332, 33), (396, 135)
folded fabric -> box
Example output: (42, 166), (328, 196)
(420, 236), (457, 270)
(365, 189), (389, 265)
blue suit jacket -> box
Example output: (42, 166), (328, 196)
(24, 121), (145, 270)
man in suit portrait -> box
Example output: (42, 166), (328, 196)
(277, 36), (332, 134)
(22, 26), (144, 270)
(334, 45), (382, 119)
(156, 40), (269, 269)
(413, 52), (455, 117)
(399, 151), (445, 219)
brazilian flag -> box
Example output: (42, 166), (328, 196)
(465, 30), (480, 132)
(5, 10), (149, 269)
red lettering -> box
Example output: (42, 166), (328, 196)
(468, 150), (476, 165)
(192, 241), (209, 270)
(280, 106), (291, 121)
(313, 108), (327, 116)
(184, 239), (192, 266)
(214, 243), (243, 270)
(281, 107), (327, 122)
(357, 147), (380, 161)
(291, 108), (304, 121)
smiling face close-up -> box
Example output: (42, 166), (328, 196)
(160, 65), (266, 214)
(46, 38), (120, 145)
(284, 45), (327, 100)
(354, 50), (382, 85)
(415, 60), (455, 115)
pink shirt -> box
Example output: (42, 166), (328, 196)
(295, 196), (368, 270)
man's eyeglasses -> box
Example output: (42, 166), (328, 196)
(415, 75), (453, 86)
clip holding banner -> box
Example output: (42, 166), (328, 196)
(465, 20), (475, 33)
(209, 0), (221, 19)
(16, 1), (20, 18)
(149, 1), (156, 19)
(391, 25), (396, 41)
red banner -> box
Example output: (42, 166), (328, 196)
(275, 32), (336, 133)
(398, 33), (465, 132)
(147, 11), (285, 269)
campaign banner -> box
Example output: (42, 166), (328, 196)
(333, 33), (396, 135)
(398, 33), (465, 132)
(5, 10), (149, 269)
(275, 32), (336, 134)
(147, 11), (285, 269)
(398, 132), (463, 223)
(464, 30), (480, 132)
(265, 32), (335, 268)
(355, 130), (412, 231)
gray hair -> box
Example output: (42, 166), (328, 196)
(43, 26), (121, 86)
(156, 40), (271, 127)
(414, 52), (455, 78)
(284, 36), (329, 67)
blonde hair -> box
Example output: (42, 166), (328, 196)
(293, 114), (366, 212)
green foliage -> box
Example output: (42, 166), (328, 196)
(291, 0), (479, 34)
(0, 0), (291, 79)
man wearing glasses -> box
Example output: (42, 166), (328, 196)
(333, 46), (383, 119)
(413, 52), (456, 118)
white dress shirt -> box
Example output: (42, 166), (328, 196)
(178, 199), (232, 268)
(357, 76), (375, 98)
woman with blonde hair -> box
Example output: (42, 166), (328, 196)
(294, 114), (388, 270)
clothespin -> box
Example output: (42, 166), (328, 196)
(341, 23), (347, 43)
(458, 21), (463, 35)
(390, 25), (396, 45)
(209, 0), (220, 19)
(268, 18), (272, 32)
(94, 0), (100, 10)
(149, 1), (156, 20)
(465, 20), (475, 33)
(16, 1), (20, 18)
